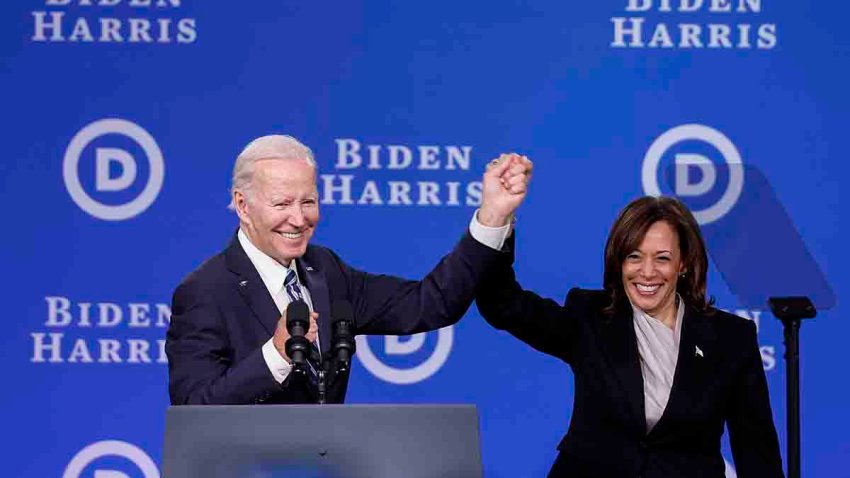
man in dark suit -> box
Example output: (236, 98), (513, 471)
(166, 135), (533, 405)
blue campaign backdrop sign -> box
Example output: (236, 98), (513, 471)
(1, 1), (847, 477)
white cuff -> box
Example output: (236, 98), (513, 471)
(469, 209), (513, 250)
(262, 338), (292, 384)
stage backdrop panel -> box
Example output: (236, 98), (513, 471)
(1, 1), (847, 477)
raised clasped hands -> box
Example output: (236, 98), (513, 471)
(479, 152), (533, 227)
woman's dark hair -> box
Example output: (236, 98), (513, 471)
(602, 196), (714, 316)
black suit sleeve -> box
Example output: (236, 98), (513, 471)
(333, 231), (505, 336)
(474, 233), (580, 363)
(166, 280), (280, 405)
(727, 320), (785, 477)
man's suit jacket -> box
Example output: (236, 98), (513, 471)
(475, 236), (784, 478)
(166, 230), (499, 405)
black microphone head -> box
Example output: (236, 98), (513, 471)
(331, 300), (353, 325)
(286, 300), (310, 332)
(331, 301), (355, 366)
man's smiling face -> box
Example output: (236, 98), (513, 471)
(236, 157), (319, 266)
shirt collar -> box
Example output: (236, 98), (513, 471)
(237, 228), (300, 295)
(631, 293), (685, 339)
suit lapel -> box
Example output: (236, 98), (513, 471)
(599, 309), (647, 434)
(224, 234), (281, 336)
(298, 250), (332, 359)
(648, 305), (714, 439)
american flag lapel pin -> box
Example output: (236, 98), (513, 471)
(695, 345), (704, 358)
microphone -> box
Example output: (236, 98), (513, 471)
(331, 300), (355, 373)
(285, 300), (311, 372)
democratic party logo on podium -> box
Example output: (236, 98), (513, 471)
(63, 118), (165, 221)
(355, 326), (454, 385)
(63, 440), (158, 478)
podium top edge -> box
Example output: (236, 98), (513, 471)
(167, 403), (479, 411)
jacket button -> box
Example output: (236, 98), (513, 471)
(638, 440), (647, 450)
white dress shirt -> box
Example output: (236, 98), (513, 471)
(241, 212), (507, 385)
(632, 295), (684, 432)
(238, 229), (317, 384)
(468, 210), (514, 250)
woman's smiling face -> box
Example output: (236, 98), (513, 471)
(621, 220), (684, 320)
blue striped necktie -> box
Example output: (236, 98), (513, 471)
(284, 269), (321, 381)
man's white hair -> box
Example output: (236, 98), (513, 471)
(228, 134), (317, 210)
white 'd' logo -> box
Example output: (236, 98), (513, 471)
(356, 326), (453, 385)
(63, 118), (165, 221)
(63, 440), (159, 478)
(642, 124), (744, 225)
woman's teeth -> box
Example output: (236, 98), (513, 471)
(636, 284), (660, 293)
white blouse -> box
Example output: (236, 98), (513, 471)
(632, 295), (684, 432)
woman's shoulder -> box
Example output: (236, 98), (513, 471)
(700, 306), (759, 341)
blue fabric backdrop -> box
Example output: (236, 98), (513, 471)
(2, 1), (846, 476)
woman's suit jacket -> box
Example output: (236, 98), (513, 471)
(475, 237), (784, 478)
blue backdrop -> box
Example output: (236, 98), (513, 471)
(2, 1), (847, 477)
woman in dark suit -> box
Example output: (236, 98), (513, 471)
(476, 196), (784, 478)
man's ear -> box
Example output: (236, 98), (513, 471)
(233, 190), (250, 223)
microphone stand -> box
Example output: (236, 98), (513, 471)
(317, 369), (327, 405)
(312, 302), (355, 405)
(314, 357), (348, 405)
(769, 296), (817, 478)
(313, 332), (354, 405)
